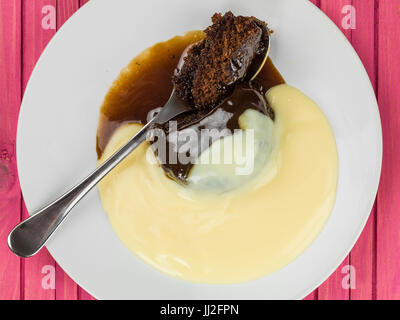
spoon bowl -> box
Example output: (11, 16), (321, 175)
(247, 35), (271, 82)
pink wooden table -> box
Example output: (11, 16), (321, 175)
(0, 0), (397, 300)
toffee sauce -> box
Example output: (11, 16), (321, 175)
(97, 31), (285, 182)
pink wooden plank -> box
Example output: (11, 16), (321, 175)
(304, 291), (318, 300)
(309, 0), (321, 7)
(318, 0), (352, 300)
(0, 0), (22, 300)
(346, 0), (377, 300)
(55, 265), (78, 300)
(53, 0), (81, 300)
(57, 0), (79, 28)
(21, 0), (57, 300)
(351, 205), (376, 300)
(377, 0), (400, 300)
(79, 0), (90, 7)
(78, 286), (96, 300)
(318, 259), (350, 300)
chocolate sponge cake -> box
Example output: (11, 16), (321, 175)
(173, 11), (271, 110)
(147, 12), (278, 184)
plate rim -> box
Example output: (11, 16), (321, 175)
(16, 0), (383, 300)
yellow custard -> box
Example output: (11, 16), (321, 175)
(98, 84), (338, 283)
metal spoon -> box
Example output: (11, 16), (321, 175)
(8, 35), (270, 258)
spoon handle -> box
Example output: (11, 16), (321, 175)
(8, 119), (154, 258)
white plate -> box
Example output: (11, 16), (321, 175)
(17, 0), (382, 299)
